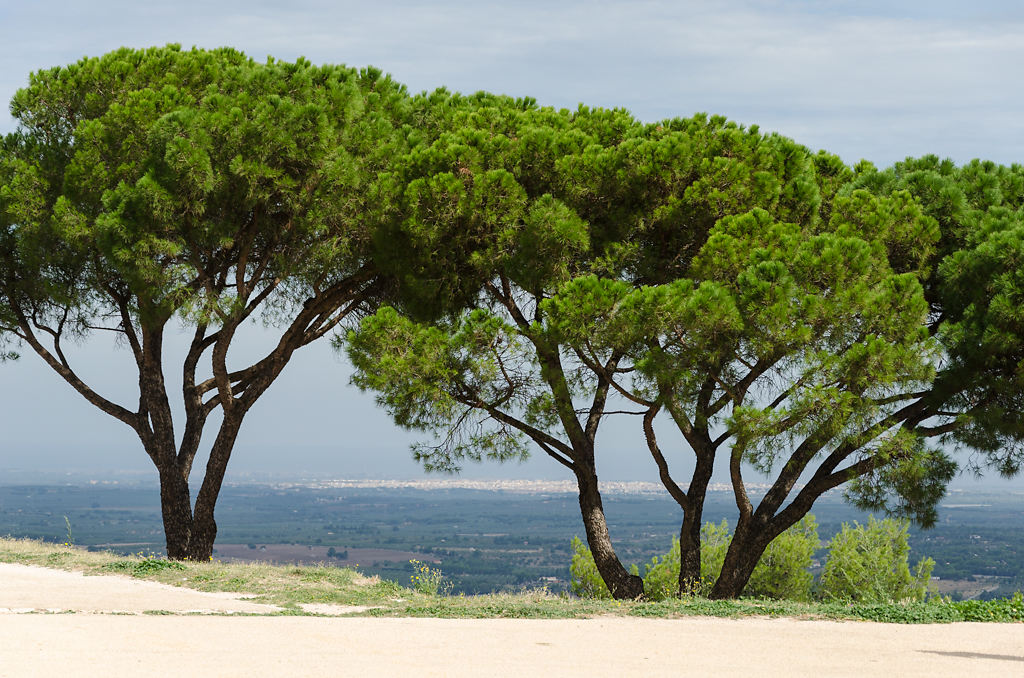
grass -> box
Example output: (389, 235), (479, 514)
(1, 536), (1021, 622)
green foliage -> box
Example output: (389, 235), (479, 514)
(637, 537), (681, 600)
(346, 306), (535, 472)
(847, 156), (1024, 477)
(568, 536), (642, 599)
(818, 516), (934, 603)
(658, 206), (936, 469)
(745, 516), (819, 601)
(946, 591), (1024, 622)
(367, 93), (600, 318)
(845, 432), (957, 528)
(2, 45), (411, 325)
(569, 536), (611, 599)
(696, 519), (733, 590)
(106, 557), (187, 577)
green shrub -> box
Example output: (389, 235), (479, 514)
(818, 516), (933, 603)
(640, 518), (817, 600)
(569, 536), (611, 598)
(569, 536), (639, 598)
(745, 515), (818, 601)
(698, 519), (732, 586)
(639, 537), (680, 600)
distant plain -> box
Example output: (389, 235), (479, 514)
(2, 476), (1022, 599)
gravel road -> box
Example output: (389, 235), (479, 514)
(2, 562), (1022, 677)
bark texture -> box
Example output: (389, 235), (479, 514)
(576, 466), (644, 599)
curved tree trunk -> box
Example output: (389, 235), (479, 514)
(708, 517), (773, 599)
(677, 455), (714, 594)
(187, 413), (246, 561)
(576, 465), (644, 599)
(149, 411), (248, 561)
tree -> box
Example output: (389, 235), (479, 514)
(0, 46), (411, 559)
(564, 192), (947, 597)
(347, 113), (823, 598)
(349, 97), (645, 597)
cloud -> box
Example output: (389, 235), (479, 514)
(2, 1), (1023, 164)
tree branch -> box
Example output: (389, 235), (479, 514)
(13, 307), (140, 430)
(644, 406), (689, 510)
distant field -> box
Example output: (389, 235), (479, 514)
(213, 543), (439, 566)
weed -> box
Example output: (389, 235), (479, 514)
(373, 579), (404, 597)
(409, 559), (452, 596)
(106, 558), (186, 577)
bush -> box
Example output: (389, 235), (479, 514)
(745, 515), (818, 601)
(818, 516), (934, 603)
(697, 519), (733, 588)
(569, 536), (639, 598)
(639, 538), (679, 600)
(639, 536), (680, 600)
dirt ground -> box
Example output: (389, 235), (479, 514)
(2, 562), (1023, 677)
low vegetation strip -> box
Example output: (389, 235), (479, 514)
(2, 537), (1021, 623)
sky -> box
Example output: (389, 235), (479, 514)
(2, 0), (1024, 486)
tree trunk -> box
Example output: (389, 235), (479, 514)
(677, 509), (703, 594)
(186, 413), (246, 561)
(576, 466), (644, 600)
(149, 408), (247, 562)
(708, 518), (771, 599)
(157, 465), (194, 560)
(187, 516), (216, 562)
(677, 454), (714, 594)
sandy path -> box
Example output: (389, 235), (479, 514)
(2, 563), (1023, 677)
